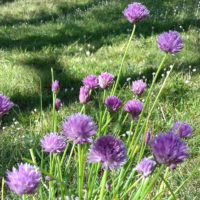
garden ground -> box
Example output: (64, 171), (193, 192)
(0, 0), (200, 199)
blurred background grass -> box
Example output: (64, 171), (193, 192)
(0, 0), (199, 199)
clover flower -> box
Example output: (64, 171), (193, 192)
(41, 133), (66, 153)
(0, 94), (14, 118)
(62, 113), (97, 144)
(88, 135), (127, 170)
(6, 163), (41, 195)
(123, 2), (149, 23)
(157, 31), (183, 54)
(105, 96), (122, 112)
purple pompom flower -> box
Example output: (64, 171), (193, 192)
(123, 2), (150, 24)
(124, 99), (143, 119)
(98, 72), (114, 89)
(62, 113), (97, 144)
(0, 94), (14, 118)
(131, 80), (147, 96)
(88, 135), (127, 170)
(105, 96), (122, 112)
(55, 98), (61, 111)
(171, 121), (192, 138)
(83, 75), (99, 89)
(79, 86), (90, 104)
(157, 31), (183, 54)
(52, 80), (60, 93)
(6, 163), (41, 195)
(41, 133), (66, 153)
(150, 132), (189, 169)
(136, 158), (156, 177)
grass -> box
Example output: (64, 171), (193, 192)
(0, 0), (200, 199)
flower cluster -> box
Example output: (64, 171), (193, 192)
(0, 94), (14, 118)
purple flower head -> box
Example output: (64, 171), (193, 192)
(55, 98), (61, 111)
(131, 80), (147, 96)
(136, 158), (156, 177)
(98, 72), (114, 89)
(88, 135), (127, 170)
(41, 133), (66, 153)
(0, 94), (14, 118)
(52, 80), (60, 93)
(150, 132), (189, 169)
(171, 121), (192, 138)
(123, 2), (150, 24)
(79, 86), (90, 104)
(6, 163), (41, 195)
(62, 113), (97, 144)
(83, 75), (99, 89)
(124, 99), (143, 119)
(157, 31), (183, 54)
(145, 131), (151, 145)
(105, 96), (122, 113)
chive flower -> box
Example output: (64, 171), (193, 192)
(171, 121), (192, 138)
(136, 158), (156, 177)
(150, 132), (189, 169)
(88, 135), (127, 170)
(83, 75), (99, 89)
(157, 31), (183, 54)
(41, 133), (66, 153)
(79, 86), (90, 104)
(131, 80), (147, 96)
(52, 80), (60, 93)
(124, 99), (143, 119)
(105, 96), (122, 112)
(98, 72), (114, 89)
(6, 163), (41, 195)
(55, 98), (61, 111)
(62, 113), (97, 144)
(0, 94), (14, 118)
(123, 2), (150, 24)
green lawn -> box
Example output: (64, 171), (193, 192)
(0, 0), (200, 199)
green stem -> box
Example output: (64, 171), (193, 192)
(112, 24), (136, 95)
(99, 170), (108, 200)
(128, 54), (167, 155)
(1, 178), (4, 200)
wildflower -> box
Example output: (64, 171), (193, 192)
(131, 80), (147, 96)
(171, 121), (192, 138)
(105, 96), (122, 112)
(62, 113), (97, 144)
(157, 31), (183, 54)
(150, 132), (188, 169)
(124, 99), (143, 119)
(0, 94), (14, 118)
(41, 133), (66, 153)
(136, 158), (156, 177)
(52, 80), (60, 93)
(79, 86), (90, 104)
(6, 163), (41, 195)
(83, 75), (99, 89)
(55, 98), (61, 111)
(88, 135), (127, 170)
(123, 2), (150, 23)
(98, 72), (114, 89)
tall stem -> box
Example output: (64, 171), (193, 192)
(99, 170), (108, 200)
(112, 24), (136, 95)
(78, 145), (84, 200)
